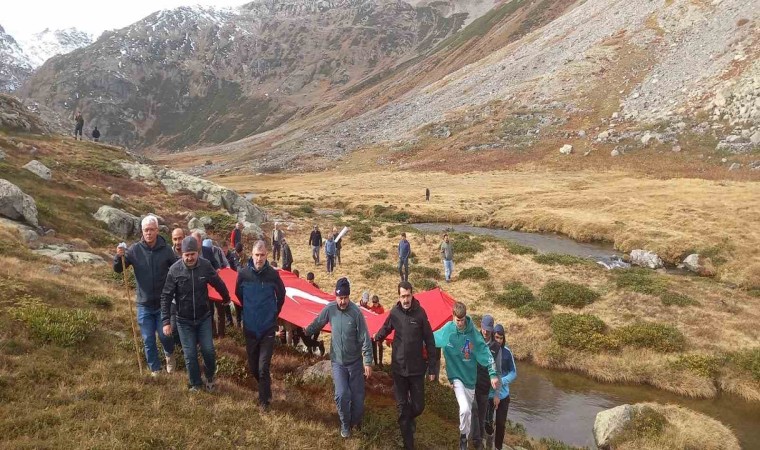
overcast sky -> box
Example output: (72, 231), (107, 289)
(2, 0), (246, 39)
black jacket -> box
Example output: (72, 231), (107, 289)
(160, 258), (230, 325)
(281, 243), (293, 269)
(92, 129), (100, 138)
(375, 298), (439, 377)
(113, 236), (178, 309)
(476, 338), (502, 394)
(235, 261), (286, 339)
(309, 230), (322, 247)
(201, 246), (220, 270)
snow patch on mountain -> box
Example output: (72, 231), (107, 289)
(19, 28), (93, 68)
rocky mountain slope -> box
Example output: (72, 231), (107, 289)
(0, 25), (32, 93)
(19, 0), (482, 149)
(18, 28), (93, 69)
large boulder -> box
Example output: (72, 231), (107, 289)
(630, 249), (664, 269)
(0, 179), (39, 227)
(118, 161), (157, 181)
(93, 205), (140, 238)
(187, 217), (205, 232)
(682, 254), (716, 277)
(0, 217), (39, 243)
(22, 160), (52, 180)
(33, 245), (105, 264)
(594, 404), (635, 449)
(302, 360), (333, 382)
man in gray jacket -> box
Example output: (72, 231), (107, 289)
(305, 277), (373, 438)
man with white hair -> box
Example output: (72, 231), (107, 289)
(271, 222), (284, 263)
(114, 214), (178, 376)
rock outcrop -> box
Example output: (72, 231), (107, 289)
(33, 245), (105, 264)
(630, 249), (664, 269)
(594, 404), (634, 449)
(22, 160), (52, 180)
(302, 360), (333, 382)
(0, 178), (38, 226)
(681, 253), (716, 277)
(92, 205), (140, 238)
(0, 93), (51, 133)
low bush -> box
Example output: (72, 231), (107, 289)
(203, 211), (237, 232)
(615, 268), (667, 295)
(11, 301), (96, 347)
(494, 281), (535, 309)
(85, 294), (113, 309)
(369, 249), (389, 260)
(459, 266), (490, 280)
(515, 300), (554, 318)
(411, 278), (438, 291)
(539, 280), (600, 308)
(609, 406), (667, 447)
(660, 291), (700, 307)
(361, 263), (397, 279)
(452, 238), (485, 256)
(730, 348), (760, 380)
(671, 354), (722, 379)
(551, 313), (619, 352)
(612, 322), (686, 353)
(411, 265), (441, 280)
(504, 241), (537, 255)
(533, 253), (590, 266)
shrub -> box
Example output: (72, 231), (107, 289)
(730, 348), (760, 380)
(412, 278), (438, 291)
(410, 265), (441, 280)
(369, 249), (389, 260)
(85, 294), (113, 309)
(361, 263), (397, 279)
(204, 212), (237, 232)
(504, 241), (537, 255)
(533, 253), (591, 266)
(494, 282), (535, 308)
(452, 238), (485, 256)
(515, 300), (554, 318)
(612, 322), (686, 353)
(609, 406), (667, 447)
(660, 291), (699, 307)
(539, 281), (600, 308)
(551, 313), (619, 352)
(12, 302), (96, 347)
(216, 355), (248, 380)
(671, 354), (721, 379)
(615, 268), (667, 295)
(459, 266), (490, 280)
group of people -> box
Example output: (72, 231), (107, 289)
(396, 231), (456, 283)
(72, 111), (100, 142)
(308, 224), (344, 273)
(115, 215), (516, 449)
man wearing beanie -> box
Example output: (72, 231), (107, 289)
(236, 240), (286, 411)
(305, 277), (373, 438)
(471, 315), (502, 450)
(161, 236), (231, 392)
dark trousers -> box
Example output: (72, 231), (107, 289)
(245, 331), (275, 406)
(176, 316), (215, 388)
(170, 303), (182, 347)
(372, 339), (384, 366)
(336, 247), (341, 265)
(393, 373), (425, 450)
(326, 255), (335, 273)
(272, 242), (281, 261)
(488, 396), (510, 450)
(470, 390), (489, 444)
(209, 301), (226, 338)
(236, 305), (243, 327)
(398, 257), (409, 281)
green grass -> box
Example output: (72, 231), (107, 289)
(494, 281), (535, 308)
(609, 406), (667, 448)
(533, 253), (591, 266)
(503, 241), (538, 255)
(361, 262), (398, 279)
(368, 249), (389, 260)
(539, 280), (600, 308)
(615, 268), (668, 295)
(612, 322), (686, 353)
(514, 300), (554, 318)
(670, 354), (722, 379)
(11, 300), (97, 347)
(730, 348), (760, 380)
(410, 265), (442, 280)
(551, 313), (619, 352)
(85, 294), (113, 309)
(458, 266), (490, 280)
(660, 292), (700, 307)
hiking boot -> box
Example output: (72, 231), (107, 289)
(205, 379), (216, 393)
(188, 386), (201, 393)
(150, 370), (161, 378)
(340, 426), (350, 438)
(459, 434), (467, 450)
(166, 354), (175, 374)
(259, 402), (270, 413)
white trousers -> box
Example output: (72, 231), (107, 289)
(453, 379), (475, 437)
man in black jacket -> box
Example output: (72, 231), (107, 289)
(236, 240), (286, 410)
(308, 224), (322, 265)
(470, 314), (502, 449)
(161, 236), (231, 392)
(114, 215), (178, 376)
(374, 281), (439, 450)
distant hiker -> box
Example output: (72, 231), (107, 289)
(169, 227), (187, 345)
(309, 224), (322, 265)
(441, 233), (454, 282)
(359, 291), (370, 308)
(368, 295), (385, 367)
(92, 126), (100, 142)
(161, 236), (231, 392)
(488, 324), (517, 450)
(230, 221), (244, 248)
(398, 232), (411, 282)
(292, 269), (300, 278)
(374, 281), (438, 450)
(281, 237), (293, 272)
(305, 277), (373, 438)
(114, 215), (177, 376)
(236, 240), (286, 411)
(73, 111), (84, 140)
(434, 302), (499, 450)
(325, 233), (337, 274)
(306, 271), (319, 289)
(271, 222), (284, 262)
(470, 315), (502, 450)
(425, 188), (430, 202)
(335, 231), (343, 266)
(191, 231), (220, 270)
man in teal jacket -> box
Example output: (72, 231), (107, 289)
(434, 301), (500, 450)
(305, 277), (373, 438)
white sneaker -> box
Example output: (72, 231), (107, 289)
(150, 371), (160, 378)
(166, 354), (175, 374)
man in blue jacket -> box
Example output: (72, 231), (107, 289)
(236, 240), (286, 410)
(305, 277), (373, 438)
(398, 232), (411, 282)
(487, 324), (517, 450)
(114, 215), (178, 376)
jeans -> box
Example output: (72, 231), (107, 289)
(245, 331), (275, 406)
(326, 255), (335, 273)
(176, 315), (215, 388)
(336, 247), (341, 265)
(452, 380), (475, 436)
(398, 257), (409, 281)
(470, 390), (489, 444)
(312, 245), (320, 264)
(331, 358), (366, 431)
(273, 242), (281, 262)
(372, 339), (384, 366)
(170, 303), (182, 347)
(443, 259), (453, 281)
(393, 373), (425, 450)
(488, 396), (511, 449)
(136, 304), (174, 372)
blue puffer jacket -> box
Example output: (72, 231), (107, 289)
(235, 261), (286, 339)
(489, 345), (517, 400)
(113, 236), (178, 309)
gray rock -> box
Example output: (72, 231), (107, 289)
(559, 144), (573, 155)
(110, 193), (123, 204)
(0, 150), (6, 160)
(630, 249), (664, 269)
(188, 217), (205, 231)
(611, 149), (621, 157)
(302, 360), (333, 382)
(93, 205), (140, 238)
(728, 162), (741, 171)
(44, 228), (56, 237)
(0, 217), (39, 242)
(33, 246), (105, 264)
(199, 216), (213, 226)
(672, 145), (682, 152)
(46, 265), (63, 275)
(578, 130), (586, 138)
(751, 131), (760, 145)
(22, 160), (52, 180)
(0, 179), (39, 226)
(641, 133), (653, 146)
(594, 404), (635, 449)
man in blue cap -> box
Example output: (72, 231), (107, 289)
(305, 277), (373, 438)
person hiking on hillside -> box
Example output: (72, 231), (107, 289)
(325, 233), (337, 274)
(434, 301), (499, 450)
(236, 240), (286, 411)
(230, 221), (244, 248)
(309, 224), (322, 265)
(441, 233), (454, 283)
(114, 215), (177, 376)
(73, 111), (84, 140)
(271, 222), (284, 262)
(369, 295), (385, 368)
(305, 278), (373, 438)
(425, 188), (430, 202)
(332, 226), (343, 266)
(398, 232), (411, 282)
(161, 236), (231, 392)
(374, 281), (438, 450)
(92, 126), (100, 142)
(470, 315), (502, 450)
(488, 324), (517, 450)
(281, 237), (293, 272)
